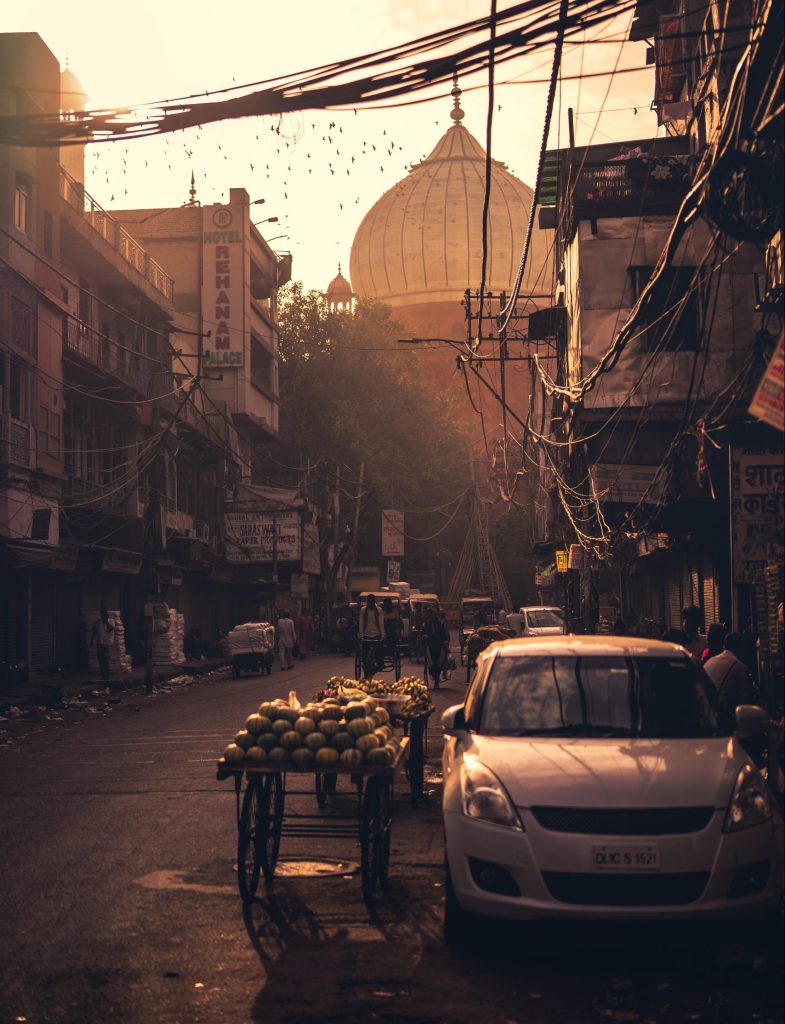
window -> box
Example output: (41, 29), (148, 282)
(9, 360), (31, 420)
(628, 265), (701, 352)
(14, 181), (31, 235)
(43, 210), (53, 257)
(10, 297), (33, 354)
(251, 336), (274, 392)
(39, 406), (61, 457)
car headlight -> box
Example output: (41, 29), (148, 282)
(460, 758), (522, 830)
(723, 764), (772, 833)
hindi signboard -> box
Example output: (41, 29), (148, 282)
(568, 544), (586, 570)
(386, 559), (401, 583)
(555, 550), (569, 573)
(730, 446), (785, 582)
(225, 510), (301, 564)
(381, 510), (404, 557)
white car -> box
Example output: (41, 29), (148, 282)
(442, 636), (782, 946)
(519, 605), (564, 636)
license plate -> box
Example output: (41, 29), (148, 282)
(592, 844), (660, 871)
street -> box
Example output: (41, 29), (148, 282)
(1, 653), (782, 1024)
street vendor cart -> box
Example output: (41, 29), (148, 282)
(216, 741), (410, 903)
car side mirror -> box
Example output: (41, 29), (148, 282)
(734, 704), (770, 737)
(442, 704), (467, 735)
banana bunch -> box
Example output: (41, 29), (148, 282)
(392, 676), (432, 718)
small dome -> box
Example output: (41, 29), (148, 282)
(350, 121), (552, 308)
(325, 265), (354, 308)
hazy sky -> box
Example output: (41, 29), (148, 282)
(5, 1), (658, 290)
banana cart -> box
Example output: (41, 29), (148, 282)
(216, 739), (410, 903)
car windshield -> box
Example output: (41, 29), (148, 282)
(475, 655), (725, 738)
(526, 610), (563, 628)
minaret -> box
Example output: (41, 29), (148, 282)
(325, 264), (354, 312)
(450, 72), (465, 126)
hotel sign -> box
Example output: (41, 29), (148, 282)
(201, 205), (244, 368)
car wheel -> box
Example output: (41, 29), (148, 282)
(443, 861), (486, 952)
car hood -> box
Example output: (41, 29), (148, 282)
(527, 626), (564, 636)
(463, 735), (744, 808)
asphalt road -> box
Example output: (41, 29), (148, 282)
(1, 653), (783, 1024)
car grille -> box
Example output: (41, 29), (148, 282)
(531, 806), (715, 836)
(542, 871), (710, 906)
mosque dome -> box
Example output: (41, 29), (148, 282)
(349, 87), (552, 311)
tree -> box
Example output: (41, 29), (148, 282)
(267, 283), (474, 584)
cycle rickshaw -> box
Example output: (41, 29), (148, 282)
(458, 596), (496, 665)
(354, 591), (404, 681)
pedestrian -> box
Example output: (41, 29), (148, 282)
(276, 611), (297, 671)
(661, 627), (690, 646)
(422, 605), (449, 690)
(382, 596), (402, 665)
(359, 593), (384, 676)
(298, 609), (314, 659)
(701, 623), (727, 664)
(90, 607), (115, 683)
(505, 605), (524, 637)
(704, 632), (753, 719)
(681, 605), (706, 662)
(496, 604), (508, 626)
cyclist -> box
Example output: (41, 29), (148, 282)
(359, 593), (384, 677)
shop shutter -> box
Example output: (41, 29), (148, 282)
(702, 554), (719, 627)
(30, 575), (56, 673)
(56, 581), (83, 672)
(666, 555), (682, 628)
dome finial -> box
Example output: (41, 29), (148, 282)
(185, 170), (200, 207)
(450, 71), (464, 124)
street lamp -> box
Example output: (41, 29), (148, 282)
(266, 234), (288, 243)
(253, 216), (279, 226)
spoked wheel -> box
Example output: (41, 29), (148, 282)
(360, 777), (392, 900)
(354, 647), (363, 679)
(407, 718), (426, 808)
(393, 646), (402, 681)
(237, 776), (262, 902)
(258, 773), (285, 881)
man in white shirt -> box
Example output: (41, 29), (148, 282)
(704, 632), (753, 718)
(505, 607), (524, 637)
(276, 612), (297, 671)
(359, 594), (384, 676)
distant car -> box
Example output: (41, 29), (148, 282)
(519, 605), (564, 636)
(441, 636), (782, 946)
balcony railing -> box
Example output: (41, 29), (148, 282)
(64, 317), (152, 397)
(59, 167), (174, 302)
(0, 415), (34, 468)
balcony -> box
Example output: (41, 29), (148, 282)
(63, 317), (152, 398)
(59, 167), (174, 302)
(0, 415), (34, 468)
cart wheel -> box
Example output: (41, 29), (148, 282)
(360, 777), (392, 900)
(237, 776), (262, 902)
(393, 646), (402, 681)
(258, 773), (285, 881)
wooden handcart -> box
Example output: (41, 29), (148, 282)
(217, 738), (409, 903)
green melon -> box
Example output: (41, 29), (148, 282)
(343, 701), (367, 721)
(267, 746), (289, 764)
(304, 731), (327, 752)
(280, 730), (303, 750)
(291, 747), (315, 771)
(340, 747), (364, 766)
(258, 701), (277, 718)
(355, 733), (380, 753)
(234, 730), (254, 750)
(320, 704), (343, 721)
(320, 719), (341, 739)
(295, 716), (316, 736)
(331, 731), (354, 752)
(257, 733), (280, 752)
(272, 718), (292, 737)
(246, 745), (267, 762)
(245, 713), (264, 735)
(346, 717), (371, 738)
(315, 746), (340, 767)
(224, 743), (245, 762)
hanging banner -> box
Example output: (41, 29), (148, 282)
(749, 331), (784, 432)
(381, 510), (404, 557)
(730, 446), (785, 582)
(386, 559), (401, 583)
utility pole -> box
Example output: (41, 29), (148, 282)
(345, 462), (364, 599)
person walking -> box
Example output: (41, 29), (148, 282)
(681, 605), (706, 663)
(422, 605), (449, 690)
(704, 632), (753, 719)
(701, 623), (727, 664)
(359, 593), (384, 677)
(90, 607), (115, 683)
(276, 611), (297, 671)
(298, 609), (314, 660)
(505, 606), (524, 637)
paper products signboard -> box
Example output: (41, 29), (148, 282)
(225, 510), (302, 564)
(381, 510), (404, 557)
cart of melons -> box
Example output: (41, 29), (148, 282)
(217, 689), (413, 902)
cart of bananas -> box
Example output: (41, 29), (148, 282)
(314, 674), (432, 719)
